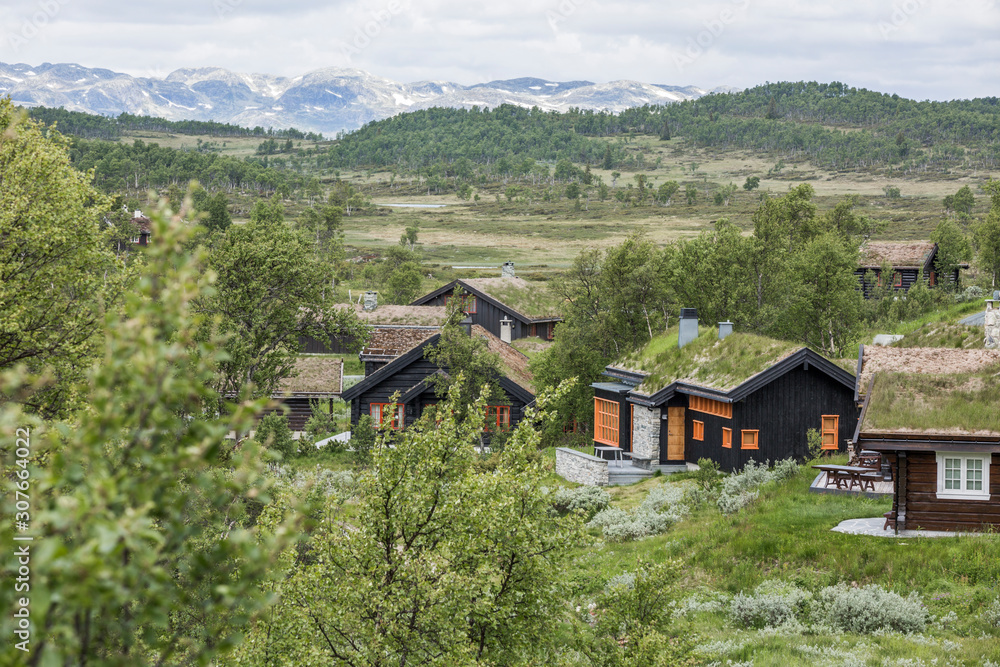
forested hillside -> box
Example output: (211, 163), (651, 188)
(18, 80), (1000, 197)
(327, 82), (1000, 173)
(26, 105), (322, 140)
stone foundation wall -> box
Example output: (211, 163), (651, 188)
(555, 448), (609, 486)
(632, 405), (660, 464)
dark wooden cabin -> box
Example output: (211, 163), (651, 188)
(593, 321), (857, 472)
(341, 325), (535, 432)
(410, 272), (562, 342)
(854, 241), (965, 298)
(854, 345), (1000, 531)
(262, 356), (344, 431)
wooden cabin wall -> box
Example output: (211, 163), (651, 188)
(261, 396), (331, 431)
(680, 366), (857, 472)
(422, 287), (534, 340)
(884, 451), (1000, 531)
(853, 267), (959, 299)
(299, 333), (357, 354)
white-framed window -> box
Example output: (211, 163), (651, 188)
(935, 452), (991, 501)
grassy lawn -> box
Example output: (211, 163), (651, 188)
(545, 454), (1000, 665)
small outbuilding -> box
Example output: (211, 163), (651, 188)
(854, 345), (1000, 531)
(854, 241), (965, 298)
(267, 355), (344, 431)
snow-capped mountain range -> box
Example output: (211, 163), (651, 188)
(0, 62), (735, 135)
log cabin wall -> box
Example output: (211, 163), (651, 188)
(886, 451), (1000, 531)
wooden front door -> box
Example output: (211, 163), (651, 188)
(667, 407), (685, 461)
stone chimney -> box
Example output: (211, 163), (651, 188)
(678, 308), (699, 349)
(500, 316), (513, 344)
(718, 321), (733, 340)
(460, 315), (473, 337)
(363, 291), (378, 312)
(501, 261), (515, 279)
(985, 297), (999, 349)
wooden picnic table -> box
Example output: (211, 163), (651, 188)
(593, 445), (625, 465)
(812, 464), (882, 491)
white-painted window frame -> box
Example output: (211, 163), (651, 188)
(935, 452), (991, 501)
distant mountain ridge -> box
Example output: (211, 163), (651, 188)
(0, 61), (734, 135)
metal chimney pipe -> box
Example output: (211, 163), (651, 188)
(678, 308), (699, 348)
(718, 321), (733, 340)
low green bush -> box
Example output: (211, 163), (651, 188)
(728, 580), (811, 629)
(813, 583), (929, 634)
(551, 486), (611, 520)
(589, 484), (688, 542)
(717, 458), (798, 515)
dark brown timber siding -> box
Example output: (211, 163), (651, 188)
(887, 451), (1000, 531)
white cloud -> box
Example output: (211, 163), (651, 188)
(1, 0), (998, 99)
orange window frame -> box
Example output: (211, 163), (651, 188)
(821, 415), (839, 450)
(693, 420), (705, 441)
(722, 427), (732, 449)
(689, 395), (733, 419)
(594, 397), (620, 446)
(929, 271), (937, 287)
(370, 403), (404, 429)
(485, 405), (511, 431)
(893, 272), (903, 287)
(741, 429), (759, 450)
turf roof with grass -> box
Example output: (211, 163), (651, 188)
(461, 277), (564, 320)
(861, 366), (1000, 436)
(613, 328), (802, 395)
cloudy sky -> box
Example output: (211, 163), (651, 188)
(1, 0), (998, 100)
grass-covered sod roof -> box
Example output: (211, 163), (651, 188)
(462, 277), (564, 320)
(861, 367), (1000, 436)
(613, 328), (802, 395)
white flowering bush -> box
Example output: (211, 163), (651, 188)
(588, 483), (689, 542)
(813, 583), (929, 634)
(551, 485), (611, 519)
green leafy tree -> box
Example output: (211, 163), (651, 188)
(684, 184), (698, 206)
(657, 180), (680, 205)
(0, 98), (132, 417)
(930, 218), (972, 288)
(566, 181), (581, 200)
(198, 208), (367, 405)
(383, 261), (424, 304)
(204, 191), (232, 233)
(0, 210), (292, 665)
(400, 223), (419, 251)
(743, 175), (760, 191)
(253, 412), (296, 459)
(946, 185), (975, 215)
(974, 180), (1000, 287)
(783, 232), (865, 355)
(574, 560), (696, 666)
(237, 382), (581, 665)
